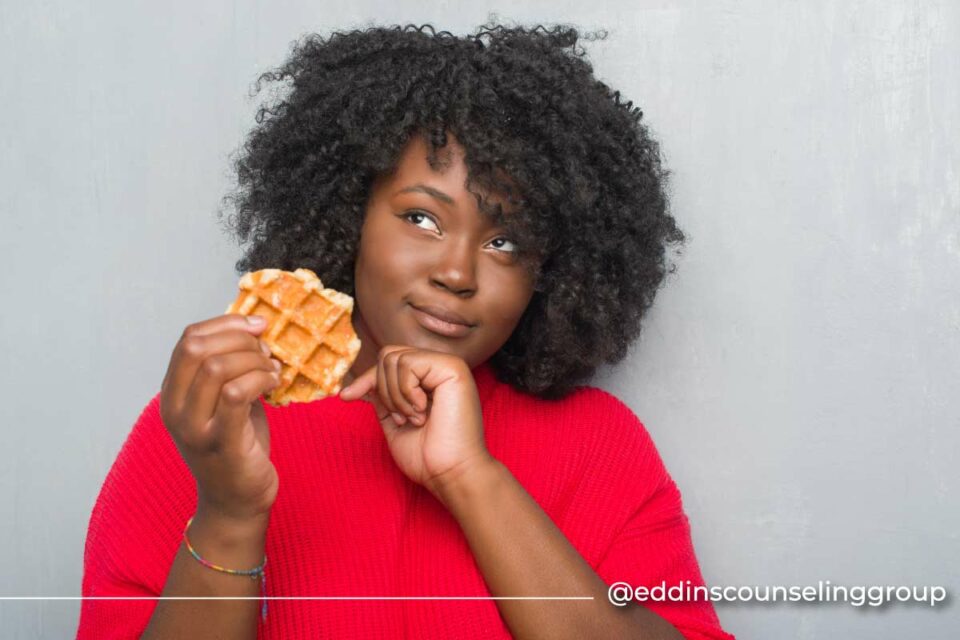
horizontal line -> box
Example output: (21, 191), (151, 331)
(0, 596), (595, 601)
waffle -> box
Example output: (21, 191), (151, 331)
(225, 268), (361, 406)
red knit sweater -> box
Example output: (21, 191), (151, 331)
(77, 361), (734, 639)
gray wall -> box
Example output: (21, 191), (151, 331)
(2, 1), (957, 638)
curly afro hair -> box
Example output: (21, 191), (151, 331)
(219, 21), (686, 399)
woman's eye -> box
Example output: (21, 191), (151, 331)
(402, 211), (440, 232)
(489, 237), (518, 253)
(402, 211), (516, 254)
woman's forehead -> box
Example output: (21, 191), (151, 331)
(385, 133), (467, 188)
(376, 134), (520, 219)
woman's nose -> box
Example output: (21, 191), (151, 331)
(429, 238), (477, 296)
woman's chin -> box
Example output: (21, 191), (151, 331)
(391, 328), (470, 357)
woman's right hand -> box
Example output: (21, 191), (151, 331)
(159, 313), (282, 522)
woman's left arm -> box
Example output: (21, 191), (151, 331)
(340, 347), (686, 640)
(434, 453), (684, 640)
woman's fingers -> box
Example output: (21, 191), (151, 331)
(170, 329), (269, 419)
(212, 368), (282, 456)
(340, 367), (392, 421)
(376, 355), (405, 423)
(182, 349), (280, 430)
(394, 352), (429, 411)
(162, 315), (266, 414)
(339, 364), (376, 401)
(385, 351), (426, 425)
(156, 313), (285, 522)
(340, 348), (431, 427)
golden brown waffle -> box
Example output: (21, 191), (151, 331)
(225, 268), (361, 406)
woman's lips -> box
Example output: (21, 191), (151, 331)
(409, 304), (474, 338)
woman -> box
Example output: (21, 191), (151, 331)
(78, 23), (735, 639)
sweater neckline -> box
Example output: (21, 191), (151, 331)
(471, 359), (498, 407)
(262, 359), (501, 414)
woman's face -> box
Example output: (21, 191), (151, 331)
(350, 133), (535, 374)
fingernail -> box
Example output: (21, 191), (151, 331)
(272, 359), (282, 371)
(260, 341), (271, 356)
(391, 412), (406, 424)
(247, 315), (265, 325)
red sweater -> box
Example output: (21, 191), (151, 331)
(78, 361), (734, 639)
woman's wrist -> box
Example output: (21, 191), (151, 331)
(431, 453), (505, 515)
(191, 502), (270, 555)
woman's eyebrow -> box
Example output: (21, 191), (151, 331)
(395, 184), (508, 230)
(395, 184), (454, 205)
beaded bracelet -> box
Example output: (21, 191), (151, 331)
(183, 515), (268, 621)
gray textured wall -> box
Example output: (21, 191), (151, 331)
(1, 1), (957, 638)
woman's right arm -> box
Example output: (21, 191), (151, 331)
(140, 506), (268, 640)
(139, 313), (283, 640)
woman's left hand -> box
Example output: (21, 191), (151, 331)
(338, 346), (492, 501)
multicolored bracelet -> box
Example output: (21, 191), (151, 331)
(182, 515), (268, 621)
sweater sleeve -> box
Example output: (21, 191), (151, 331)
(585, 390), (736, 640)
(76, 392), (195, 640)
